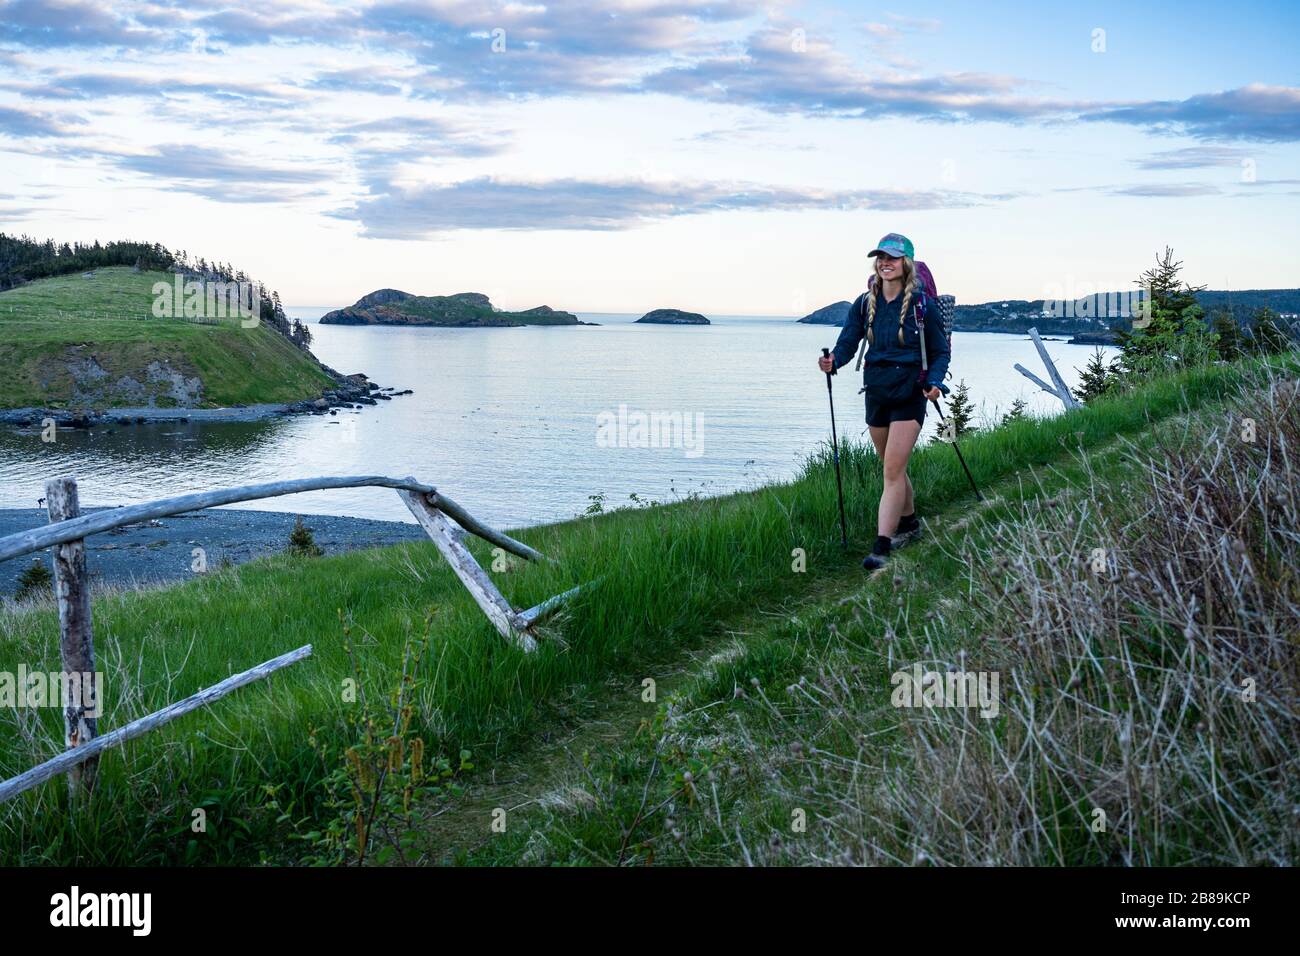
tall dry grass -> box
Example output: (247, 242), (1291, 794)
(768, 360), (1299, 865)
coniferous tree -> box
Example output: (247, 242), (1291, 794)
(932, 379), (977, 443)
(1000, 397), (1029, 426)
(1210, 309), (1244, 360)
(1072, 347), (1122, 402)
(1248, 307), (1293, 355)
(1115, 247), (1218, 382)
(287, 516), (323, 557)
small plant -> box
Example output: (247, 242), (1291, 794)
(273, 609), (469, 866)
(1000, 397), (1029, 426)
(584, 493), (605, 516)
(15, 559), (53, 601)
(287, 516), (323, 557)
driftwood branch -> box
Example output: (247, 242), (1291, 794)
(398, 491), (538, 653)
(1013, 363), (1059, 397)
(45, 478), (99, 796)
(1027, 327), (1081, 410)
(0, 475), (544, 565)
(0, 645), (312, 804)
(515, 581), (593, 629)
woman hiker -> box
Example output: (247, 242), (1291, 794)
(817, 232), (950, 571)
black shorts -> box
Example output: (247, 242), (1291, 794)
(865, 392), (927, 427)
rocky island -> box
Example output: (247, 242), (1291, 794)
(636, 309), (710, 325)
(320, 289), (590, 327)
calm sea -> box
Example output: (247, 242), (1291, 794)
(0, 311), (1114, 528)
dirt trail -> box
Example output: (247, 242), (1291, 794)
(400, 427), (1148, 865)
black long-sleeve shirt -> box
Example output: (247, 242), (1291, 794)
(830, 289), (950, 388)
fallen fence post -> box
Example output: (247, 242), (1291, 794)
(398, 490), (539, 653)
(45, 477), (99, 797)
(0, 645), (312, 804)
(1027, 327), (1081, 410)
(514, 581), (594, 629)
(0, 475), (544, 565)
(1013, 362), (1061, 398)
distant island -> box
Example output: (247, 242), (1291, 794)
(636, 309), (710, 325)
(797, 288), (1300, 345)
(320, 289), (590, 327)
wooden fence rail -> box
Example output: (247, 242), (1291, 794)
(0, 474), (584, 802)
(0, 646), (312, 804)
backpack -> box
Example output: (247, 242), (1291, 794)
(861, 260), (955, 384)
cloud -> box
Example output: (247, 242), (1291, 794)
(1, 4), (1291, 149)
(0, 0), (165, 48)
(17, 72), (295, 104)
(1083, 84), (1300, 143)
(364, 0), (759, 58)
(0, 104), (82, 137)
(182, 3), (364, 48)
(336, 174), (1017, 238)
(862, 12), (941, 68)
(1135, 146), (1252, 169)
(324, 114), (509, 187)
(639, 25), (1090, 121)
(305, 68), (408, 97)
(1110, 183), (1222, 198)
(86, 143), (335, 203)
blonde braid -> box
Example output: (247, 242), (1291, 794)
(854, 281), (878, 371)
(896, 262), (916, 347)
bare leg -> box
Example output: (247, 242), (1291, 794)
(868, 424), (889, 458)
(869, 423), (915, 524)
(878, 419), (922, 537)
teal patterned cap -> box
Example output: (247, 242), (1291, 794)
(868, 233), (914, 259)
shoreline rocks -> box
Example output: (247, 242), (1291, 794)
(0, 371), (411, 430)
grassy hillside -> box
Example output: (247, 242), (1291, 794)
(0, 267), (335, 409)
(0, 351), (1295, 865)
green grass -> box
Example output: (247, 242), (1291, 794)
(0, 267), (335, 408)
(462, 353), (1300, 867)
(0, 351), (1293, 864)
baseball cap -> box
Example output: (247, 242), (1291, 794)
(868, 233), (914, 259)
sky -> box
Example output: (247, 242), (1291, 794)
(0, 0), (1297, 314)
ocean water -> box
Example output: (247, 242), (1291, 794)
(0, 311), (1114, 528)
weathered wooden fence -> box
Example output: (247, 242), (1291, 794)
(1015, 327), (1082, 410)
(0, 474), (579, 803)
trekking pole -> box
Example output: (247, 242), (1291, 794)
(929, 393), (983, 501)
(821, 348), (849, 547)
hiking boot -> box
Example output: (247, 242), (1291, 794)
(890, 512), (922, 549)
(862, 535), (892, 571)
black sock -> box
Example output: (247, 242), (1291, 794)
(898, 512), (919, 532)
(872, 534), (892, 555)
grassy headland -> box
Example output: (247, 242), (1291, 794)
(0, 267), (335, 409)
(0, 349), (1294, 865)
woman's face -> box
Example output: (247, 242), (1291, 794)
(876, 254), (903, 283)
